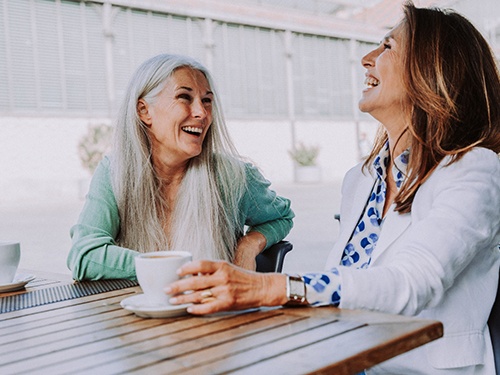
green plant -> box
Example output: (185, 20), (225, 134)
(78, 123), (113, 174)
(288, 142), (320, 166)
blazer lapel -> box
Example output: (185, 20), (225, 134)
(325, 170), (412, 269)
(325, 173), (375, 269)
(370, 206), (411, 264)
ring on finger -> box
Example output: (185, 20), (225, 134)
(201, 297), (216, 304)
(200, 289), (213, 299)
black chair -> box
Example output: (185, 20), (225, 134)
(488, 265), (500, 374)
(255, 241), (293, 273)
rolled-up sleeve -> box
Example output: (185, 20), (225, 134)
(67, 157), (138, 281)
(240, 163), (294, 249)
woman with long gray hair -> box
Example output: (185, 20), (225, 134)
(68, 54), (294, 281)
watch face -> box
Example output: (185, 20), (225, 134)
(288, 276), (306, 303)
(290, 278), (304, 297)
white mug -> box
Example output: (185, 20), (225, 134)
(0, 241), (21, 285)
(135, 251), (192, 306)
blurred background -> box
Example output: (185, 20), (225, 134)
(0, 0), (499, 275)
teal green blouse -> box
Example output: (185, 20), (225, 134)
(68, 157), (294, 280)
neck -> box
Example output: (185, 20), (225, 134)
(383, 115), (410, 159)
(387, 130), (409, 159)
(375, 108), (410, 158)
(152, 157), (188, 187)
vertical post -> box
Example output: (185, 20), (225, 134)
(203, 18), (215, 71)
(284, 30), (297, 178)
(102, 1), (116, 116)
(349, 38), (362, 161)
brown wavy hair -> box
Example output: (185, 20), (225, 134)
(364, 2), (500, 214)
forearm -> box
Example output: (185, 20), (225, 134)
(68, 226), (138, 280)
(72, 245), (138, 281)
(233, 231), (267, 269)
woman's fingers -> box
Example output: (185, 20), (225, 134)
(177, 259), (222, 277)
(168, 287), (214, 305)
(186, 298), (227, 315)
(165, 259), (285, 315)
(165, 260), (223, 303)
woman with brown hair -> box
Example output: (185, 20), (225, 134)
(167, 3), (500, 373)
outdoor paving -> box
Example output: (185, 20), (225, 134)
(0, 181), (342, 276)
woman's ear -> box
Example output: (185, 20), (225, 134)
(137, 99), (152, 125)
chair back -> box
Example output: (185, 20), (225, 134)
(488, 267), (500, 374)
(255, 241), (293, 273)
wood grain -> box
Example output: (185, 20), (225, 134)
(0, 275), (443, 375)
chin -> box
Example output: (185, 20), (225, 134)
(358, 100), (371, 114)
(189, 148), (204, 158)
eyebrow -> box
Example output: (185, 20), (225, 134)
(379, 35), (392, 44)
(178, 86), (213, 96)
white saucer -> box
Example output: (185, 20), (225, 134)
(0, 273), (36, 293)
(120, 294), (191, 318)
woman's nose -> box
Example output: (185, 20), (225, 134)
(361, 48), (377, 68)
(191, 99), (207, 119)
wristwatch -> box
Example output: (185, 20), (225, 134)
(285, 274), (308, 306)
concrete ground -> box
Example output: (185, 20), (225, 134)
(0, 181), (342, 277)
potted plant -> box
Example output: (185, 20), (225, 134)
(288, 142), (321, 183)
(77, 123), (113, 197)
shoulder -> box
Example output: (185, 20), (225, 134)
(243, 161), (263, 176)
(91, 155), (112, 182)
(87, 155), (114, 196)
(212, 153), (245, 168)
(242, 162), (271, 191)
(436, 147), (500, 177)
(102, 154), (112, 165)
(342, 161), (371, 190)
(215, 154), (266, 183)
(344, 161), (365, 178)
(415, 147), (500, 207)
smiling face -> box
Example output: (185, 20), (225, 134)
(137, 66), (213, 170)
(359, 22), (410, 131)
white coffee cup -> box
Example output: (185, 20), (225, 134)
(135, 250), (192, 306)
(0, 241), (21, 285)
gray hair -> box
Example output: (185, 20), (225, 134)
(111, 54), (246, 261)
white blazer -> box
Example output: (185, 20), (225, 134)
(325, 148), (500, 374)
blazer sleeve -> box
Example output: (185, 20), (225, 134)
(67, 157), (139, 281)
(339, 148), (500, 315)
(239, 163), (295, 249)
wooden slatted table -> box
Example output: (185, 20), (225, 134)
(0, 274), (443, 375)
(1, 269), (74, 297)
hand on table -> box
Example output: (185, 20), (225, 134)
(165, 260), (287, 315)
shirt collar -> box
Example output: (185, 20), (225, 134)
(372, 141), (409, 189)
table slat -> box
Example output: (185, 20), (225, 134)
(0, 271), (444, 375)
(37, 310), (300, 375)
(227, 320), (443, 375)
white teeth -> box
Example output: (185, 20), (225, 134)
(182, 126), (203, 134)
(364, 77), (380, 88)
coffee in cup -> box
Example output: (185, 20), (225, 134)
(0, 241), (21, 285)
(135, 250), (192, 306)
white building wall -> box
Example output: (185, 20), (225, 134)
(228, 119), (369, 182)
(1, 117), (98, 206)
(0, 117), (377, 206)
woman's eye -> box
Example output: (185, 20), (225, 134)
(383, 43), (391, 50)
(178, 93), (192, 101)
(202, 97), (212, 105)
